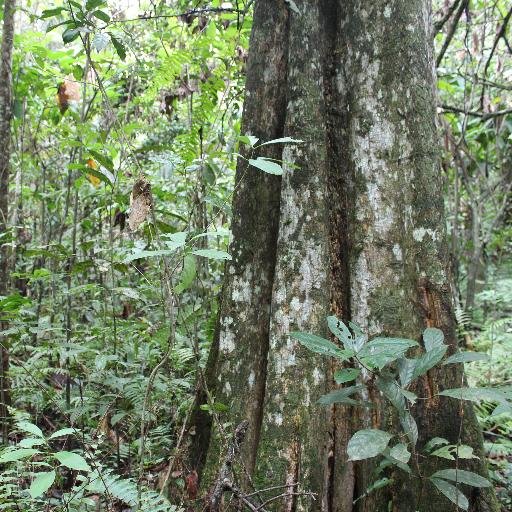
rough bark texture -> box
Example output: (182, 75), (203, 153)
(0, 0), (16, 444)
(190, 1), (499, 511)
(185, 0), (289, 482)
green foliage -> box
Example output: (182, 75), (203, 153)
(293, 316), (501, 509)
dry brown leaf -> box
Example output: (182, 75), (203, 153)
(56, 78), (80, 114)
(129, 176), (152, 231)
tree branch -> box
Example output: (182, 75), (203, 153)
(436, 0), (469, 67)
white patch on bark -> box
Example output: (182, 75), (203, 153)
(384, 5), (392, 18)
(248, 370), (255, 388)
(392, 243), (403, 261)
(413, 227), (438, 242)
(219, 328), (235, 354)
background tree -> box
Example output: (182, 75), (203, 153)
(0, 0), (16, 443)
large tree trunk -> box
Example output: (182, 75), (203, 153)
(189, 1), (499, 511)
(0, 0), (16, 444)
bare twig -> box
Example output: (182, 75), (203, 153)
(436, 0), (469, 67)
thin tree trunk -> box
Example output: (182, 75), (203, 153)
(0, 0), (16, 444)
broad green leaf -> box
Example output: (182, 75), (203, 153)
(431, 478), (469, 511)
(109, 34), (126, 61)
(88, 150), (114, 172)
(327, 316), (353, 349)
(439, 387), (508, 403)
(258, 137), (303, 146)
(318, 385), (364, 405)
(400, 412), (418, 446)
(423, 328), (444, 351)
(29, 470), (56, 498)
(85, 0), (105, 10)
(290, 332), (349, 359)
(376, 377), (406, 413)
(400, 389), (418, 405)
(17, 421), (44, 438)
(347, 429), (393, 461)
(175, 255), (197, 294)
(491, 402), (512, 417)
(49, 428), (76, 440)
(398, 357), (416, 388)
(457, 445), (479, 459)
(431, 445), (455, 460)
(431, 469), (491, 488)
(358, 337), (418, 369)
(54, 451), (91, 472)
(62, 27), (81, 44)
(239, 134), (259, 147)
(334, 368), (360, 384)
(389, 443), (411, 464)
(0, 448), (39, 463)
(163, 231), (188, 250)
(412, 345), (447, 379)
(19, 438), (45, 448)
(92, 9), (110, 22)
(92, 32), (110, 52)
(192, 249), (232, 261)
(248, 157), (283, 175)
(443, 352), (489, 365)
(124, 249), (176, 263)
(82, 166), (114, 186)
(425, 437), (449, 452)
(41, 7), (67, 18)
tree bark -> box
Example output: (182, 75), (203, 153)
(189, 1), (499, 511)
(0, 0), (16, 444)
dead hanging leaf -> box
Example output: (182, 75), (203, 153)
(56, 78), (80, 114)
(86, 159), (101, 187)
(129, 176), (152, 231)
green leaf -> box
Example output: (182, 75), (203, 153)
(17, 421), (44, 438)
(49, 428), (76, 440)
(358, 337), (418, 370)
(334, 368), (360, 384)
(239, 134), (259, 147)
(248, 157), (283, 175)
(0, 448), (39, 463)
(88, 150), (114, 172)
(174, 255), (197, 294)
(82, 166), (114, 186)
(425, 437), (449, 452)
(124, 249), (176, 263)
(290, 332), (349, 359)
(398, 357), (416, 388)
(92, 10), (110, 23)
(40, 7), (67, 18)
(431, 445), (455, 460)
(327, 316), (353, 349)
(431, 469), (491, 488)
(62, 27), (81, 44)
(431, 478), (469, 511)
(456, 445), (479, 459)
(19, 438), (45, 448)
(85, 0), (105, 10)
(400, 411), (418, 446)
(192, 249), (232, 261)
(438, 387), (508, 403)
(92, 32), (110, 52)
(258, 137), (303, 146)
(347, 429), (393, 461)
(376, 377), (406, 413)
(29, 470), (56, 498)
(389, 443), (411, 464)
(109, 34), (126, 60)
(423, 328), (444, 351)
(412, 345), (447, 379)
(318, 385), (364, 406)
(54, 451), (91, 472)
(443, 352), (489, 365)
